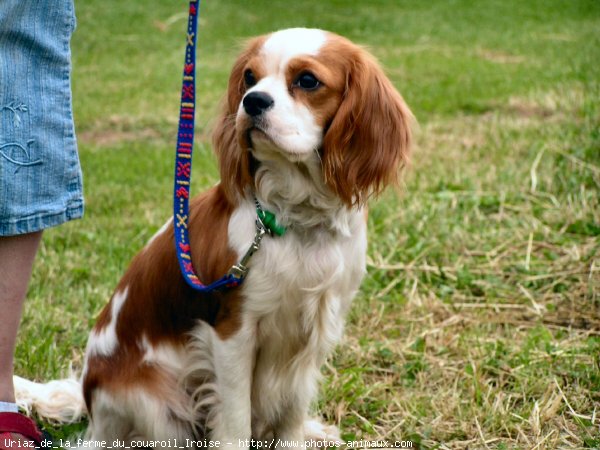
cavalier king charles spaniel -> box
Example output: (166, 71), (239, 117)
(16, 28), (412, 448)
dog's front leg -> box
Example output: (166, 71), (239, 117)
(273, 367), (321, 450)
(210, 323), (256, 449)
(276, 409), (307, 450)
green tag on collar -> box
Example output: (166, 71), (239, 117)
(257, 208), (287, 236)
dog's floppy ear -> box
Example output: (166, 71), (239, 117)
(213, 37), (264, 204)
(322, 44), (413, 207)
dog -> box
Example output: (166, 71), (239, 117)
(16, 28), (412, 448)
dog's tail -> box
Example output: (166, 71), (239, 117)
(13, 375), (87, 423)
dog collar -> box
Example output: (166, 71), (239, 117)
(255, 198), (286, 237)
(226, 198), (286, 281)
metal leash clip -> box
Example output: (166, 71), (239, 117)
(227, 216), (269, 280)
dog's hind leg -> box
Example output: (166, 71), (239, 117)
(87, 385), (196, 442)
(85, 389), (134, 443)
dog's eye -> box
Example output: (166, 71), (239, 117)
(295, 72), (320, 91)
(244, 69), (257, 88)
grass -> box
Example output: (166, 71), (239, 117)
(15, 0), (599, 448)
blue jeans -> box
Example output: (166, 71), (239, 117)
(0, 0), (84, 236)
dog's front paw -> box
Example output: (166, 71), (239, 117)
(303, 419), (342, 448)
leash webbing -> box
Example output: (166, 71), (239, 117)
(173, 0), (237, 291)
(172, 0), (285, 292)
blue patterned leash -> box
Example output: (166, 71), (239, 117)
(173, 0), (285, 292)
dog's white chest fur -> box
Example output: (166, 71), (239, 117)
(225, 198), (367, 432)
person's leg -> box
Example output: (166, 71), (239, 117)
(0, 232), (43, 404)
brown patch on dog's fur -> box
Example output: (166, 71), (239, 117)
(214, 36), (266, 205)
(320, 35), (412, 207)
(85, 185), (243, 413)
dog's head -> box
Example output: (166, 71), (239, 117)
(214, 28), (412, 207)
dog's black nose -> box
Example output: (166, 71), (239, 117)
(243, 91), (274, 117)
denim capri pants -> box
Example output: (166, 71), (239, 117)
(0, 0), (84, 236)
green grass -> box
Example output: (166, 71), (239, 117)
(15, 0), (599, 448)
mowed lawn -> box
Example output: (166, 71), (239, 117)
(15, 0), (599, 448)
